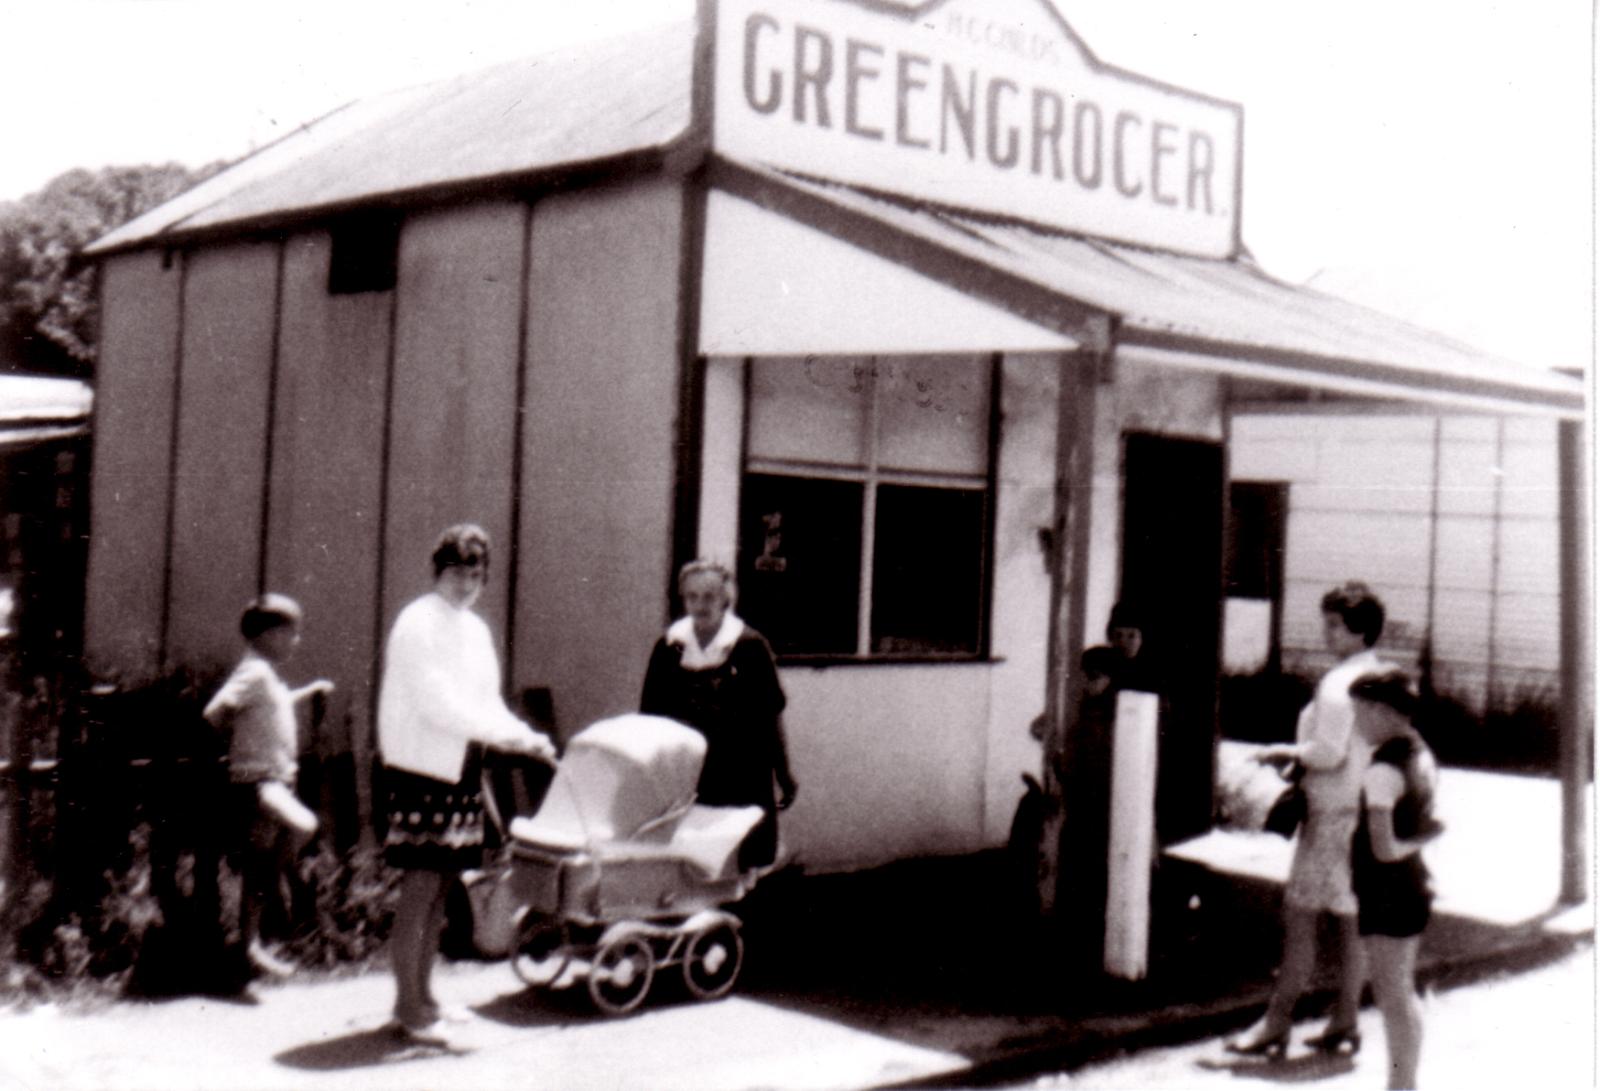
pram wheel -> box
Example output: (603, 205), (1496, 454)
(512, 918), (570, 987)
(588, 929), (655, 1015)
(681, 914), (744, 1001)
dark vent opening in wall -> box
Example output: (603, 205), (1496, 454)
(327, 212), (401, 294)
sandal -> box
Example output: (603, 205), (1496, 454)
(1304, 1026), (1362, 1055)
(1225, 1029), (1289, 1060)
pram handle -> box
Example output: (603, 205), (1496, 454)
(480, 749), (560, 844)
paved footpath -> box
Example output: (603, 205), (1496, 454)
(0, 959), (972, 1091)
(1008, 942), (1596, 1090)
(0, 765), (1590, 1091)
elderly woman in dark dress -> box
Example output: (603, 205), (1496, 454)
(640, 559), (798, 870)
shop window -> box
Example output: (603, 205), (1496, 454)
(738, 354), (995, 659)
(327, 212), (401, 295)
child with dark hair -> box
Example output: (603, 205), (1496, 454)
(204, 593), (334, 978)
(1349, 670), (1442, 1089)
(1104, 601), (1160, 695)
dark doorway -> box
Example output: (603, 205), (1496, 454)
(1120, 433), (1224, 846)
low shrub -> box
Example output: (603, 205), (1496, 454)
(1, 826), (161, 1009)
(282, 841), (401, 970)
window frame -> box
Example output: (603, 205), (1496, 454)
(736, 353), (1003, 665)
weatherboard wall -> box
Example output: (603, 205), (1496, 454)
(381, 202), (526, 664)
(513, 177), (689, 740)
(164, 241), (278, 677)
(84, 251), (182, 682)
(262, 232), (392, 753)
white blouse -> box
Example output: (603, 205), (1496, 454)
(376, 591), (537, 782)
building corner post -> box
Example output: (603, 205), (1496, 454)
(1556, 414), (1591, 906)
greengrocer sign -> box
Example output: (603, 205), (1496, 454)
(713, 0), (1243, 258)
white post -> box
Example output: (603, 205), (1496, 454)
(1104, 690), (1160, 980)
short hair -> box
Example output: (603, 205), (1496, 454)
(432, 523), (491, 578)
(1320, 581), (1385, 646)
(241, 593), (302, 639)
(1350, 670), (1419, 720)
(677, 558), (735, 600)
(1081, 645), (1120, 679)
(1106, 601), (1143, 637)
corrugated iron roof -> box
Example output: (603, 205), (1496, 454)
(709, 160), (1583, 417)
(87, 19), (696, 255)
(79, 16), (1581, 416)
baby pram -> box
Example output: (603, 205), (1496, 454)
(504, 713), (767, 1015)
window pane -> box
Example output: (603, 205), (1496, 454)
(875, 355), (989, 475)
(739, 474), (863, 655)
(871, 484), (985, 655)
(747, 356), (870, 467)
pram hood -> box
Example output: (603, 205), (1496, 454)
(509, 714), (764, 880)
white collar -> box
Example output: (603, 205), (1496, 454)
(667, 612), (746, 671)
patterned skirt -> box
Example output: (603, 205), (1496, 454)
(381, 759), (484, 874)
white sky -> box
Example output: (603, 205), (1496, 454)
(0, 0), (1592, 370)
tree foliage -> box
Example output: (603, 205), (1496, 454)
(0, 163), (221, 378)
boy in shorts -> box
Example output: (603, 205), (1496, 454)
(203, 593), (333, 978)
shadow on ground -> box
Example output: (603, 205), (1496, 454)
(708, 850), (1587, 1087)
(257, 848), (1584, 1083)
(274, 1025), (474, 1070)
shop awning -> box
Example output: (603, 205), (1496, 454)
(708, 158), (1584, 419)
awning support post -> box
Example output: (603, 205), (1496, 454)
(1556, 415), (1591, 906)
(1039, 321), (1109, 921)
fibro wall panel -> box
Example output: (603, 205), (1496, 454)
(84, 251), (182, 683)
(783, 664), (990, 869)
(516, 177), (686, 740)
(165, 242), (279, 676)
(383, 203), (524, 661)
(263, 233), (391, 747)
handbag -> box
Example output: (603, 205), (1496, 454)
(1262, 761), (1306, 838)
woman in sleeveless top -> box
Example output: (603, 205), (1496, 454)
(1350, 670), (1443, 1090)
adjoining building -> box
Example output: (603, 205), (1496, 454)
(80, 0), (1585, 877)
(1227, 411), (1563, 713)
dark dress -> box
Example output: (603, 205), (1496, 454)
(1352, 735), (1436, 937)
(640, 626), (791, 869)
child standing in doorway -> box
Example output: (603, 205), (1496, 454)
(203, 593), (333, 978)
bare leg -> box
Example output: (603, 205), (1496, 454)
(1365, 934), (1423, 1089)
(391, 869), (446, 1027)
(1326, 911), (1366, 1031)
(239, 817), (275, 949)
(418, 874), (453, 1015)
(1231, 903), (1317, 1049)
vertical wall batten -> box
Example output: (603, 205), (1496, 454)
(505, 201), (536, 673)
(1484, 418), (1505, 699)
(155, 252), (189, 672)
(257, 240), (287, 597)
(369, 256), (403, 729)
